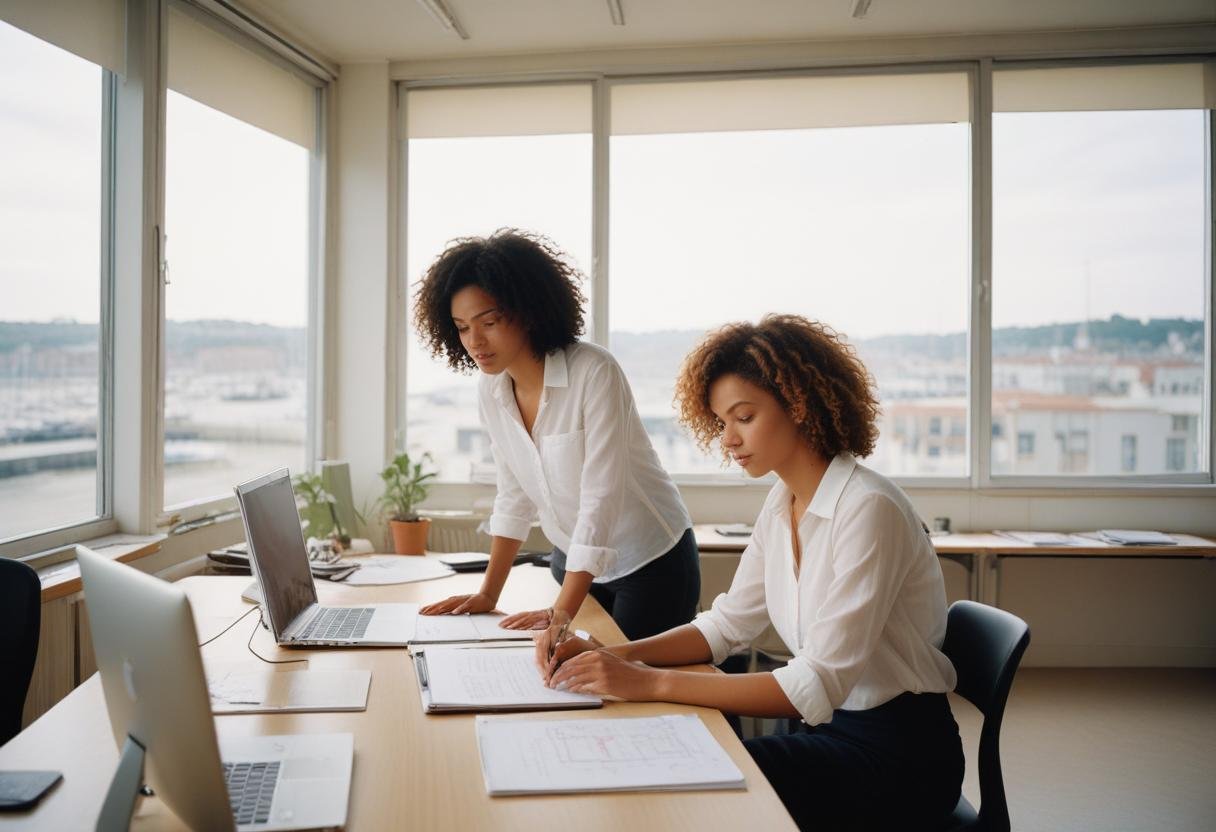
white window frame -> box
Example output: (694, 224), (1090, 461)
(1, 0), (336, 558)
(395, 54), (1216, 496)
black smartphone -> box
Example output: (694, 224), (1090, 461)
(0, 770), (63, 811)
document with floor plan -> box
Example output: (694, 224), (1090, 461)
(414, 646), (602, 713)
(476, 714), (746, 795)
(410, 612), (534, 644)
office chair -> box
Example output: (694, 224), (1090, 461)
(937, 600), (1031, 832)
(0, 557), (42, 746)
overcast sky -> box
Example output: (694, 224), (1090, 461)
(2, 20), (1206, 368)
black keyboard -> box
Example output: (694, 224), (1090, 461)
(224, 760), (280, 827)
(297, 607), (374, 641)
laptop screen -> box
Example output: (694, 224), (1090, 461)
(235, 470), (317, 637)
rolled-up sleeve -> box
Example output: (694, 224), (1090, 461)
(481, 393), (538, 542)
(690, 532), (771, 664)
(772, 494), (914, 725)
(563, 363), (629, 576)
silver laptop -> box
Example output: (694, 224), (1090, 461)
(235, 469), (416, 647)
(77, 545), (354, 831)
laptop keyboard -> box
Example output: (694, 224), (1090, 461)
(297, 607), (374, 641)
(224, 760), (280, 827)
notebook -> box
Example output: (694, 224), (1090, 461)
(994, 531), (1080, 546)
(208, 668), (371, 714)
(476, 714), (746, 795)
(414, 645), (602, 713)
(410, 613), (534, 644)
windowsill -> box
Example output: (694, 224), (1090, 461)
(34, 533), (165, 604)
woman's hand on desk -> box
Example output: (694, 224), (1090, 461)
(547, 649), (660, 701)
(419, 592), (497, 616)
(498, 607), (554, 630)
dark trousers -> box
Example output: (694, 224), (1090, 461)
(549, 527), (701, 641)
(745, 692), (964, 832)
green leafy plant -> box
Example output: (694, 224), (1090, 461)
(292, 472), (350, 545)
(377, 452), (437, 522)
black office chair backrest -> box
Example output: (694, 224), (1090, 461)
(0, 557), (42, 747)
(941, 600), (1030, 832)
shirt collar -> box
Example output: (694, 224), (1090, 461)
(489, 347), (569, 407)
(543, 348), (569, 389)
(765, 452), (857, 521)
(808, 453), (857, 520)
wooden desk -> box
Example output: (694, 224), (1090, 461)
(692, 525), (1216, 606)
(0, 562), (795, 831)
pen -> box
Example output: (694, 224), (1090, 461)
(547, 616), (571, 664)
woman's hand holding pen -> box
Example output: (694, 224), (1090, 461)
(536, 625), (600, 682)
(547, 648), (661, 701)
(419, 592), (497, 616)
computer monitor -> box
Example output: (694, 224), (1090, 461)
(233, 469), (317, 639)
(77, 545), (234, 830)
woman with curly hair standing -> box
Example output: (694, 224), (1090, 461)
(547, 315), (962, 831)
(413, 229), (699, 651)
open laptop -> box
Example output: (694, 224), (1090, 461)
(235, 469), (416, 647)
(77, 545), (354, 831)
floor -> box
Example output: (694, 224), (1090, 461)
(743, 667), (1215, 830)
(951, 668), (1215, 831)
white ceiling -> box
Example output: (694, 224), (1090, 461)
(240, 0), (1216, 65)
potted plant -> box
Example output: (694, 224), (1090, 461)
(292, 472), (351, 549)
(378, 451), (437, 555)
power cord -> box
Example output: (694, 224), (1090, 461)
(245, 607), (307, 665)
(197, 605), (259, 648)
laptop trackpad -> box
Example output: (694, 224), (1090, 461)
(280, 756), (333, 780)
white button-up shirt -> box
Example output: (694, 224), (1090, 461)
(691, 453), (956, 726)
(481, 342), (691, 582)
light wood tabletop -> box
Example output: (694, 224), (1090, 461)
(0, 560), (796, 831)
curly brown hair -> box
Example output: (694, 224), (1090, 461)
(674, 315), (880, 460)
(412, 229), (587, 372)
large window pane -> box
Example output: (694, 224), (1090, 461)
(0, 22), (104, 540)
(404, 85), (592, 482)
(610, 74), (971, 477)
(163, 90), (310, 508)
(992, 70), (1208, 476)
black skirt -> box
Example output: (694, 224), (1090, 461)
(745, 691), (964, 832)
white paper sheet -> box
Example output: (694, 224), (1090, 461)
(476, 714), (746, 795)
(208, 668), (371, 714)
(339, 555), (455, 586)
(417, 646), (600, 711)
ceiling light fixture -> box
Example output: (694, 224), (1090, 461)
(607, 0), (625, 26)
(852, 0), (873, 19)
(417, 0), (469, 40)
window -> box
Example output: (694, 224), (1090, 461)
(609, 72), (971, 478)
(1166, 437), (1188, 471)
(0, 21), (108, 542)
(991, 62), (1209, 478)
(163, 7), (317, 509)
(1121, 435), (1137, 472)
(402, 84), (592, 482)
(1017, 432), (1036, 458)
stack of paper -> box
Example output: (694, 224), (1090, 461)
(415, 646), (601, 713)
(476, 714), (746, 795)
(1098, 529), (1176, 545)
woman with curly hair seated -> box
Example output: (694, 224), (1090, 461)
(547, 314), (962, 831)
(413, 229), (700, 651)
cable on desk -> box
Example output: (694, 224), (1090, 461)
(246, 608), (308, 665)
(197, 604), (259, 648)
